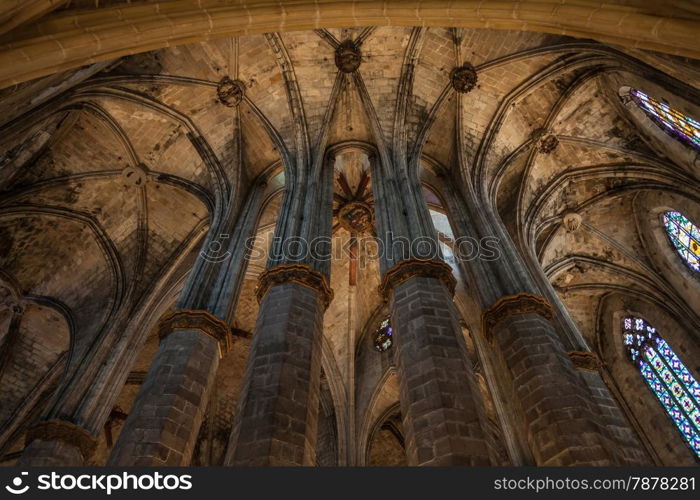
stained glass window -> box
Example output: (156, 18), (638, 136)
(629, 88), (700, 150)
(663, 211), (700, 273)
(374, 317), (393, 352)
(623, 316), (700, 457)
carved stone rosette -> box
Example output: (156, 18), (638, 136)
(216, 76), (245, 107)
(482, 293), (554, 341)
(121, 164), (148, 186)
(256, 263), (334, 309)
(562, 211), (582, 232)
(158, 309), (233, 353)
(449, 62), (478, 93)
(335, 40), (362, 73)
(530, 128), (559, 154)
(567, 350), (602, 372)
(537, 134), (559, 154)
(25, 419), (97, 460)
(379, 259), (457, 300)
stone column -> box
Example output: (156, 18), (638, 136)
(382, 260), (492, 466)
(437, 170), (629, 465)
(0, 303), (23, 378)
(106, 182), (265, 466)
(224, 265), (332, 465)
(567, 351), (652, 465)
(225, 153), (334, 466)
(107, 311), (230, 465)
(366, 149), (491, 466)
(497, 203), (652, 464)
(483, 294), (618, 465)
(18, 420), (96, 467)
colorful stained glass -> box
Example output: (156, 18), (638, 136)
(663, 211), (700, 273)
(374, 317), (393, 352)
(623, 316), (700, 457)
(629, 88), (700, 150)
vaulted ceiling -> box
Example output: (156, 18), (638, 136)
(0, 17), (699, 392)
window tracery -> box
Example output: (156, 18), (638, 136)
(663, 211), (700, 273)
(374, 317), (393, 352)
(629, 88), (700, 150)
(623, 316), (700, 457)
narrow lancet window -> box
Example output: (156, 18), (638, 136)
(623, 316), (700, 457)
(629, 88), (700, 150)
(663, 211), (700, 273)
(374, 317), (393, 352)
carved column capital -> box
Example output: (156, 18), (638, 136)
(25, 420), (97, 460)
(256, 263), (334, 310)
(379, 258), (456, 300)
(158, 309), (233, 354)
(482, 293), (554, 341)
(567, 350), (602, 372)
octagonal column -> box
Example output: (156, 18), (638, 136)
(104, 181), (266, 466)
(223, 141), (334, 465)
(437, 169), (636, 465)
(364, 142), (492, 465)
(567, 350), (651, 465)
(382, 259), (491, 466)
(18, 420), (96, 467)
(483, 294), (618, 465)
(224, 265), (332, 466)
(108, 311), (231, 465)
(0, 302), (23, 377)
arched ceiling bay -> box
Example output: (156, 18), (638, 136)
(1, 23), (699, 377)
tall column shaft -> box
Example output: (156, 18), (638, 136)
(108, 314), (227, 465)
(225, 150), (334, 466)
(368, 151), (492, 465)
(17, 420), (95, 466)
(567, 351), (652, 465)
(441, 175), (639, 465)
(106, 181), (265, 466)
(388, 267), (491, 465)
(225, 278), (327, 465)
(18, 177), (262, 466)
(484, 295), (617, 465)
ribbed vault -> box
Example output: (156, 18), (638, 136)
(0, 11), (699, 465)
